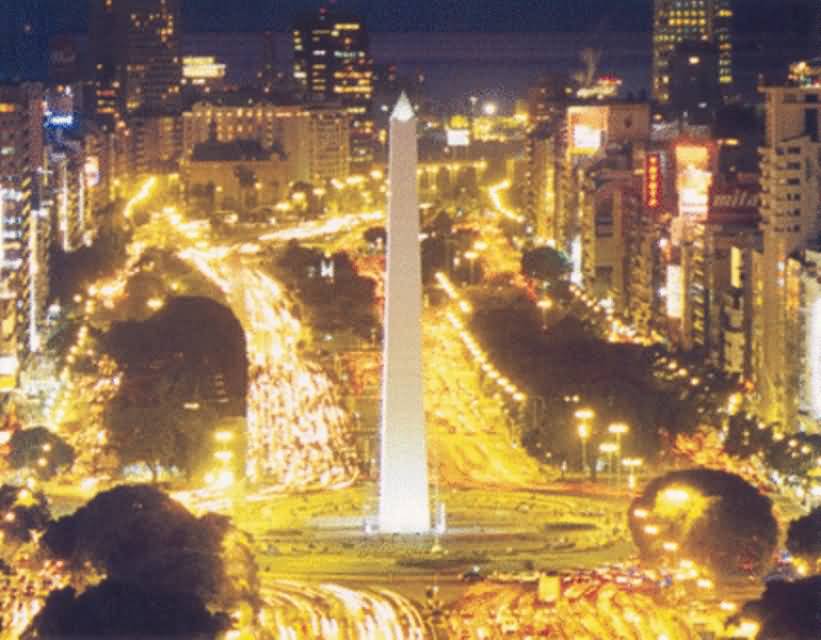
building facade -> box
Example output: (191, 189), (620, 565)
(0, 83), (45, 358)
(754, 84), (821, 428)
(182, 98), (350, 184)
(652, 0), (733, 103)
(293, 9), (373, 168)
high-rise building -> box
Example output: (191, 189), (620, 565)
(0, 82), (45, 358)
(753, 83), (821, 428)
(90, 0), (182, 119)
(526, 125), (563, 246)
(653, 0), (733, 103)
(668, 41), (722, 124)
(293, 8), (374, 168)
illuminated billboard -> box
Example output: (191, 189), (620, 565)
(182, 56), (226, 80)
(446, 129), (470, 147)
(675, 144), (712, 218)
(710, 185), (759, 223)
(0, 355), (18, 393)
(666, 264), (683, 319)
(645, 152), (662, 209)
(567, 106), (607, 156)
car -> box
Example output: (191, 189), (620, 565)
(461, 566), (484, 583)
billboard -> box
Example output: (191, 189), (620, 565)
(710, 185), (759, 223)
(675, 144), (712, 218)
(446, 128), (470, 147)
(567, 106), (607, 156)
(645, 152), (662, 209)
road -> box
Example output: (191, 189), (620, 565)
(259, 579), (428, 640)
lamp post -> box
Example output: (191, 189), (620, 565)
(599, 442), (618, 481)
(608, 422), (630, 485)
(622, 457), (644, 490)
(574, 408), (595, 474)
(578, 423), (589, 472)
(537, 297), (553, 330)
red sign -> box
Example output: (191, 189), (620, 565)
(645, 152), (662, 209)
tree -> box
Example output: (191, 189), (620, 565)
(233, 164), (258, 211)
(42, 485), (257, 610)
(628, 468), (777, 577)
(25, 580), (230, 639)
(363, 226), (386, 247)
(104, 382), (182, 482)
(739, 576), (821, 640)
(8, 428), (75, 480)
(0, 484), (51, 547)
(521, 246), (571, 282)
(787, 508), (821, 561)
(429, 211), (453, 237)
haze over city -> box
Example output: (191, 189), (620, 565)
(0, 0), (819, 639)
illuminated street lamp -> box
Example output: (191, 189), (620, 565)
(622, 457), (643, 490)
(578, 423), (590, 471)
(574, 407), (595, 422)
(537, 297), (553, 330)
(599, 441), (618, 478)
(608, 422), (629, 485)
(575, 407), (595, 473)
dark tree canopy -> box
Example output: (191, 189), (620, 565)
(42, 485), (232, 604)
(741, 576), (821, 640)
(8, 428), (75, 480)
(26, 580), (229, 639)
(104, 296), (247, 407)
(787, 508), (821, 560)
(521, 246), (571, 281)
(628, 468), (778, 577)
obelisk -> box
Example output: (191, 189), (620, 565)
(379, 92), (430, 533)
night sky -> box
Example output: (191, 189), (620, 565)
(34, 0), (816, 35)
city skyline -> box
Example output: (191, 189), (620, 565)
(13, 0), (817, 36)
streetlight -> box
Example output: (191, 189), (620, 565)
(622, 457), (643, 490)
(537, 297), (553, 330)
(599, 442), (618, 479)
(574, 409), (595, 475)
(578, 423), (590, 471)
(608, 422), (630, 485)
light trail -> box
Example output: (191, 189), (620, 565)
(487, 179), (525, 224)
(179, 248), (357, 489)
(260, 581), (426, 640)
(259, 211), (383, 243)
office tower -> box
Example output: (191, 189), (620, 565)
(668, 41), (722, 124)
(0, 82), (45, 358)
(379, 94), (430, 534)
(293, 8), (374, 168)
(526, 125), (563, 246)
(653, 0), (733, 103)
(89, 0), (182, 119)
(754, 83), (821, 427)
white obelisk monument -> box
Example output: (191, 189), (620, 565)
(379, 92), (430, 534)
